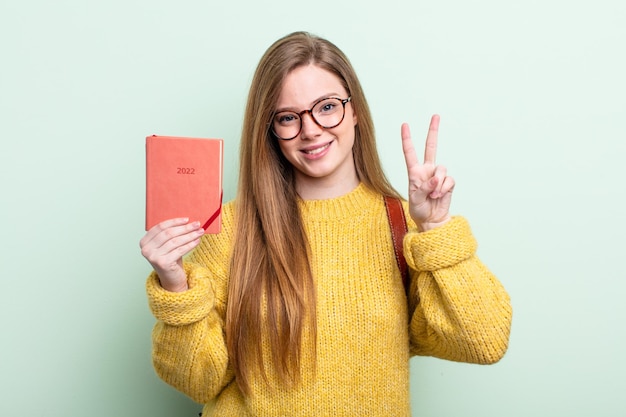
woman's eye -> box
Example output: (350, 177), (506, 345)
(320, 102), (336, 112)
(277, 114), (297, 124)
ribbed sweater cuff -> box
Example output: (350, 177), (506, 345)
(404, 216), (477, 272)
(146, 263), (215, 326)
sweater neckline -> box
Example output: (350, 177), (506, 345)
(298, 183), (381, 221)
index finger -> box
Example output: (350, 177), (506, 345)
(424, 114), (440, 164)
(401, 122), (420, 169)
(140, 217), (192, 247)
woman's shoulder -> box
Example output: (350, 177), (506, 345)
(223, 199), (236, 217)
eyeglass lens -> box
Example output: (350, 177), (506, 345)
(272, 98), (347, 140)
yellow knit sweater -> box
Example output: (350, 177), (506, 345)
(146, 183), (512, 416)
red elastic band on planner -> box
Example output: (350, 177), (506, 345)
(202, 191), (223, 231)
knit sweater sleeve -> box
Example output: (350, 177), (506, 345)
(145, 204), (235, 404)
(403, 216), (512, 364)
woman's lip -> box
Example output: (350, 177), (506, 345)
(300, 141), (333, 159)
(300, 141), (333, 154)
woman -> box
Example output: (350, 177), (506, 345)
(140, 31), (512, 416)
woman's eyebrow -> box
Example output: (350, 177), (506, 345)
(274, 93), (342, 113)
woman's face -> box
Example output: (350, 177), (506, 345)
(274, 64), (357, 189)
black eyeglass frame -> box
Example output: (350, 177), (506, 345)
(270, 96), (352, 141)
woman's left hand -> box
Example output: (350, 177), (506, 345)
(401, 114), (454, 232)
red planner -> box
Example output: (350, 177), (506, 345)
(145, 135), (223, 234)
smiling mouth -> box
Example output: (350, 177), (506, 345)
(302, 142), (331, 155)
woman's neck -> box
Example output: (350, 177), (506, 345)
(295, 170), (360, 200)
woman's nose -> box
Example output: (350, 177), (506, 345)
(299, 112), (323, 140)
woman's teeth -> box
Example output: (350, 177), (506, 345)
(304, 143), (330, 155)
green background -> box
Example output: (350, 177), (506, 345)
(2, 0), (624, 416)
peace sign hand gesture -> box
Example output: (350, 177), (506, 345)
(401, 115), (454, 232)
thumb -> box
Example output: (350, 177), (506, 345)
(419, 176), (439, 196)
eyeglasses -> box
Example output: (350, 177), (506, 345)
(271, 96), (352, 140)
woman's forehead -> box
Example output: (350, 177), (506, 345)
(276, 65), (347, 109)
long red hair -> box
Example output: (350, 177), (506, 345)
(227, 31), (401, 395)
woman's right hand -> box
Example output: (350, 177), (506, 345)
(140, 218), (205, 292)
